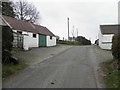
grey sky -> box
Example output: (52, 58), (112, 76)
(13, 0), (119, 43)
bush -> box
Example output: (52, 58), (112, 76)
(58, 40), (80, 45)
(76, 36), (91, 45)
(2, 26), (14, 64)
(112, 35), (120, 60)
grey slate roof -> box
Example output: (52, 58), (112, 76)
(100, 25), (120, 34)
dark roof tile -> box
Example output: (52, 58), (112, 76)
(3, 15), (38, 34)
(2, 15), (55, 36)
(33, 24), (55, 36)
(100, 25), (120, 34)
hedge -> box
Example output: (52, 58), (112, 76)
(2, 26), (14, 64)
(112, 35), (120, 60)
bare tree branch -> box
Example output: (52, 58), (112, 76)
(13, 0), (39, 23)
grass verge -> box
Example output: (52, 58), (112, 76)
(11, 47), (25, 54)
(101, 60), (119, 88)
(2, 61), (27, 80)
(57, 40), (81, 45)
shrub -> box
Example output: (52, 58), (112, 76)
(112, 35), (120, 60)
(58, 40), (80, 45)
(76, 36), (91, 45)
(2, 26), (14, 64)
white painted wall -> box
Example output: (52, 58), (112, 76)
(13, 30), (39, 50)
(46, 36), (56, 46)
(1, 18), (7, 26)
(99, 30), (114, 50)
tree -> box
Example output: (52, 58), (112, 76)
(2, 1), (15, 17)
(112, 35), (120, 70)
(112, 35), (120, 60)
(13, 0), (39, 23)
(2, 1), (18, 64)
(95, 39), (99, 45)
(2, 26), (13, 64)
(76, 36), (91, 45)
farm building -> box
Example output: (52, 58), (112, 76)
(98, 25), (119, 50)
(1, 15), (56, 50)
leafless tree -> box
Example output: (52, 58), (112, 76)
(13, 0), (39, 23)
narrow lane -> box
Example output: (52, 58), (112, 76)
(3, 45), (109, 88)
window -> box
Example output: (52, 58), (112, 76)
(17, 31), (22, 34)
(33, 34), (36, 38)
(50, 36), (52, 39)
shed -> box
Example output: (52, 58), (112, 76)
(98, 24), (120, 50)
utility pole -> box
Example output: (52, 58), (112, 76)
(76, 28), (78, 37)
(67, 17), (69, 41)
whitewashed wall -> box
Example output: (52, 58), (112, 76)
(1, 18), (7, 26)
(46, 36), (56, 46)
(13, 30), (39, 50)
(99, 30), (114, 50)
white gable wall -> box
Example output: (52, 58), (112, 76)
(46, 36), (56, 46)
(98, 30), (102, 48)
(99, 30), (114, 50)
(13, 30), (39, 50)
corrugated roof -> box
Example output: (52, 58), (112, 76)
(100, 25), (120, 34)
(2, 15), (55, 36)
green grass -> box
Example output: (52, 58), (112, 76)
(101, 60), (119, 88)
(11, 47), (24, 54)
(2, 62), (27, 80)
(58, 40), (81, 45)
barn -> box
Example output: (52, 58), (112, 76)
(1, 15), (56, 50)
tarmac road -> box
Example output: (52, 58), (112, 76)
(3, 45), (113, 88)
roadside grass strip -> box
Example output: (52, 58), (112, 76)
(2, 61), (27, 80)
(101, 60), (119, 88)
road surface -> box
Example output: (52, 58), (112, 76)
(3, 45), (113, 88)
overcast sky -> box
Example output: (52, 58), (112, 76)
(13, 0), (119, 43)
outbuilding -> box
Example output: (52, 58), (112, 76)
(1, 15), (56, 50)
(98, 25), (119, 50)
(33, 24), (56, 47)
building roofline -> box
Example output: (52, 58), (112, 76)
(0, 15), (12, 28)
(100, 24), (120, 26)
(2, 15), (56, 36)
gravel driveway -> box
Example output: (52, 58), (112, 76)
(12, 45), (73, 65)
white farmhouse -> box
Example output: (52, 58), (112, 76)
(1, 15), (56, 50)
(98, 25), (119, 50)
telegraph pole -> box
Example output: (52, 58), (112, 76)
(77, 28), (78, 37)
(67, 17), (69, 41)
